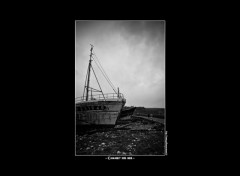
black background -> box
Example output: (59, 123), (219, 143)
(6, 6), (204, 167)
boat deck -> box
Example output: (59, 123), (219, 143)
(75, 93), (125, 104)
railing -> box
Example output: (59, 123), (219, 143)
(75, 93), (124, 103)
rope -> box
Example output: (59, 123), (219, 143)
(92, 51), (117, 93)
(92, 57), (117, 94)
(92, 51), (116, 91)
(90, 65), (105, 100)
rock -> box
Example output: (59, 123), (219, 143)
(117, 151), (121, 154)
(122, 152), (126, 155)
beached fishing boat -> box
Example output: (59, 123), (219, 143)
(76, 45), (126, 126)
(119, 106), (136, 118)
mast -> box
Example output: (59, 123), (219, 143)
(86, 44), (94, 101)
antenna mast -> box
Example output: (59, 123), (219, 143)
(85, 44), (94, 101)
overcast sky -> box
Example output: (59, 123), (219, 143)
(75, 20), (165, 108)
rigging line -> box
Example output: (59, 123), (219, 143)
(92, 51), (115, 86)
(92, 53), (117, 92)
(92, 58), (117, 94)
(92, 53), (117, 91)
(92, 59), (117, 94)
(90, 65), (105, 100)
(91, 54), (116, 91)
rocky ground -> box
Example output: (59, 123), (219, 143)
(76, 116), (165, 155)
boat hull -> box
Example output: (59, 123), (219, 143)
(76, 99), (126, 126)
(119, 107), (136, 118)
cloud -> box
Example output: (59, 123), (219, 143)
(76, 20), (165, 108)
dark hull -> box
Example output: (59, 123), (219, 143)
(119, 107), (136, 118)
